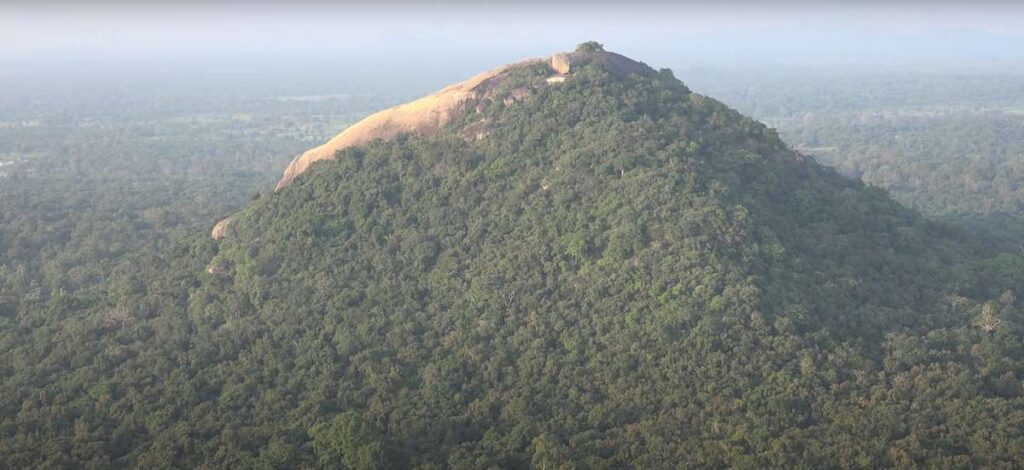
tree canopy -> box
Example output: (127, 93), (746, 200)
(576, 41), (605, 53)
(1, 52), (1023, 468)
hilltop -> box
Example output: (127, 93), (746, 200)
(274, 44), (652, 192)
(214, 43), (654, 238)
(3, 43), (1023, 468)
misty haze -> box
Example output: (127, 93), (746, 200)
(2, 1), (1024, 468)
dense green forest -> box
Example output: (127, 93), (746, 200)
(2, 48), (1023, 467)
(687, 69), (1024, 238)
(0, 72), (414, 323)
(782, 111), (1024, 237)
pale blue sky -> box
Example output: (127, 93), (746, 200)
(3, 2), (1024, 71)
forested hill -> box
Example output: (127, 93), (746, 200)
(3, 43), (1024, 468)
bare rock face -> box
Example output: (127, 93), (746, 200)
(211, 46), (653, 239)
(273, 60), (543, 191)
(271, 49), (650, 193)
(206, 261), (230, 275)
(211, 216), (232, 240)
(550, 53), (573, 74)
(503, 86), (533, 106)
(550, 49), (649, 77)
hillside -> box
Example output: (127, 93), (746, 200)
(2, 43), (1024, 468)
(214, 45), (652, 238)
(275, 46), (651, 192)
(685, 69), (1024, 239)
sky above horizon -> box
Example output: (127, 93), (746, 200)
(3, 1), (1024, 73)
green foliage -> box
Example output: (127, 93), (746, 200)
(310, 411), (392, 469)
(575, 41), (605, 53)
(688, 69), (1024, 239)
(1, 55), (1023, 468)
(786, 111), (1024, 234)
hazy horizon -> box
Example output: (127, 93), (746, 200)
(6, 3), (1024, 468)
(4, 1), (1024, 77)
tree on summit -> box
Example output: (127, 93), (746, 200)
(576, 41), (604, 53)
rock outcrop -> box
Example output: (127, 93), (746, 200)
(273, 49), (650, 192)
(212, 47), (652, 239)
(273, 60), (541, 191)
(211, 216), (232, 240)
(551, 53), (573, 75)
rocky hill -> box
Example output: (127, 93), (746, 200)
(5, 43), (1023, 468)
(214, 45), (655, 238)
(275, 47), (652, 192)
